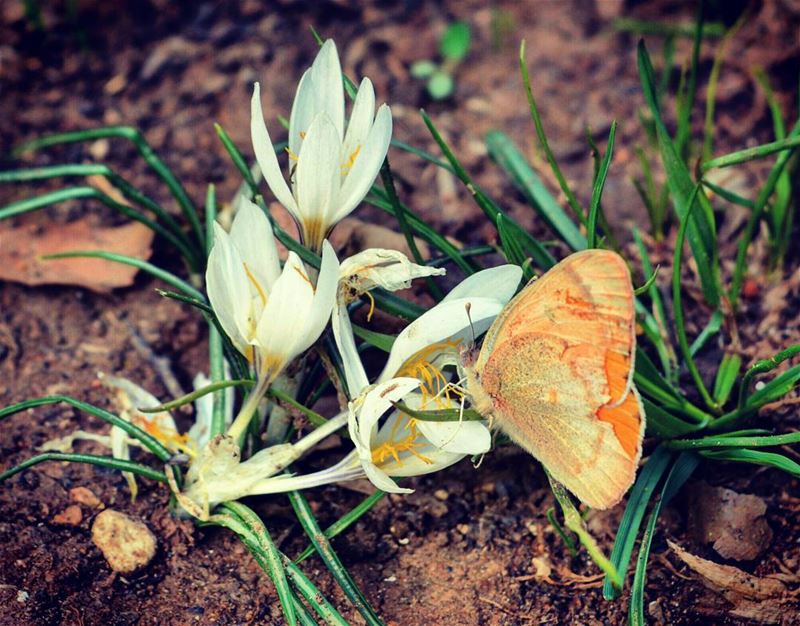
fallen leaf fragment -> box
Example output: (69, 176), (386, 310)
(0, 217), (154, 292)
(91, 509), (157, 573)
(689, 482), (772, 561)
(669, 540), (798, 624)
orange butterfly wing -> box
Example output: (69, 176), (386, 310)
(475, 249), (644, 509)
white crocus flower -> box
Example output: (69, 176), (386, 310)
(333, 248), (446, 394)
(238, 264), (524, 495)
(251, 39), (393, 252)
(205, 198), (339, 440)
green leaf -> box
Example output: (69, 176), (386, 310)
(0, 452), (167, 485)
(713, 353), (742, 406)
(427, 71), (454, 100)
(689, 310), (723, 357)
(643, 398), (700, 439)
(391, 401), (483, 422)
(738, 344), (800, 407)
(700, 448), (800, 477)
(603, 445), (673, 599)
(702, 134), (800, 171)
(746, 363), (800, 409)
(587, 121), (617, 248)
(519, 41), (586, 227)
(638, 40), (721, 307)
(14, 125), (204, 251)
(485, 130), (586, 251)
(667, 430), (800, 450)
(288, 491), (385, 626)
(352, 324), (396, 352)
(440, 21), (471, 61)
(296, 491), (387, 563)
(629, 453), (699, 625)
(410, 59), (437, 79)
(0, 395), (172, 462)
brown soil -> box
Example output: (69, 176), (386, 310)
(1, 1), (799, 625)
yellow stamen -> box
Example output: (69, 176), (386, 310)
(365, 291), (376, 322)
(370, 420), (433, 466)
(397, 340), (464, 409)
(341, 144), (361, 175)
(243, 262), (268, 307)
(285, 146), (300, 162)
(299, 131), (306, 140)
(134, 416), (196, 458)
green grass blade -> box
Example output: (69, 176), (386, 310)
(14, 126), (204, 250)
(139, 379), (251, 413)
(689, 310), (723, 357)
(352, 324), (396, 353)
(702, 180), (757, 209)
(220, 502), (297, 626)
(700, 448), (800, 476)
(674, 3), (703, 158)
(519, 41), (586, 226)
(611, 17), (724, 38)
(630, 452), (700, 625)
(288, 490), (384, 626)
(643, 398), (701, 439)
(420, 110), (554, 270)
(668, 431), (800, 450)
(0, 395), (171, 461)
(728, 117), (800, 307)
(497, 214), (534, 279)
(586, 121), (617, 248)
(296, 490), (387, 563)
(366, 189), (477, 275)
(0, 185), (200, 267)
(702, 134), (800, 171)
(379, 158), (444, 300)
(485, 130), (586, 250)
(43, 250), (206, 301)
(671, 183), (719, 412)
(713, 353), (742, 406)
(603, 445), (673, 599)
(0, 164), (192, 252)
(390, 138), (453, 172)
(745, 363), (800, 409)
(638, 40), (721, 307)
(738, 344), (800, 407)
(155, 289), (213, 315)
(0, 452), (167, 485)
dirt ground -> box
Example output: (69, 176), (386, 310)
(1, 1), (799, 624)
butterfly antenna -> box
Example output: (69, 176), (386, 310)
(465, 302), (476, 348)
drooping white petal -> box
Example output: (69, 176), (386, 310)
(333, 104), (392, 222)
(332, 303), (370, 395)
(251, 83), (298, 217)
(415, 419), (491, 455)
(206, 224), (252, 355)
(255, 251), (316, 371)
(230, 198), (281, 290)
(310, 40), (345, 142)
(339, 248), (445, 295)
(341, 78), (376, 170)
(378, 297), (505, 383)
(296, 113), (342, 228)
(442, 264), (522, 304)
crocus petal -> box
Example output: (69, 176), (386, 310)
(341, 78), (376, 168)
(229, 198), (281, 290)
(296, 113), (342, 229)
(442, 264), (522, 304)
(339, 248), (445, 294)
(288, 69), (315, 158)
(206, 223), (252, 355)
(363, 461), (411, 493)
(255, 251), (316, 371)
(297, 240), (339, 355)
(333, 103), (392, 223)
(251, 83), (299, 217)
(310, 40), (345, 142)
(332, 303), (370, 395)
(378, 297), (505, 383)
(415, 420), (491, 455)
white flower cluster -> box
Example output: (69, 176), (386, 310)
(54, 41), (522, 519)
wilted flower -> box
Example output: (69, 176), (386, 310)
(251, 39), (392, 251)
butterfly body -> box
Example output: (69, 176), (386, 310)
(464, 249), (645, 509)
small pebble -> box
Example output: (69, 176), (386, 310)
(53, 505), (83, 526)
(91, 509), (157, 573)
(433, 489), (449, 501)
(70, 486), (103, 509)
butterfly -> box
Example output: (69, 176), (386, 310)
(462, 249), (645, 509)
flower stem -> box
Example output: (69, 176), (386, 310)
(227, 375), (271, 442)
(293, 411), (349, 457)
